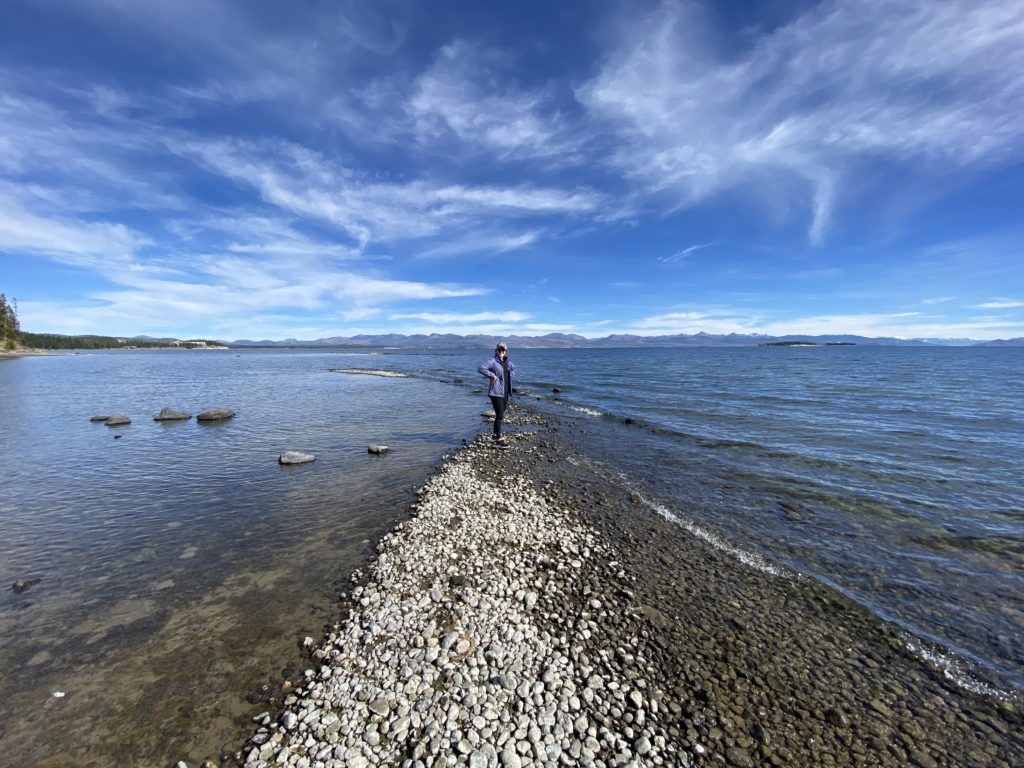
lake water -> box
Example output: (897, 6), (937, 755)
(0, 349), (486, 766)
(366, 345), (1024, 698)
(1, 345), (1022, 763)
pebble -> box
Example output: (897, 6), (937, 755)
(239, 434), (673, 767)
(237, 420), (1024, 768)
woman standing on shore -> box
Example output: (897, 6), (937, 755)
(478, 342), (515, 446)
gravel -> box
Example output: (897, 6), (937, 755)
(237, 405), (1023, 768)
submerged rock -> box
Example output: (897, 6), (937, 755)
(12, 578), (41, 594)
(367, 445), (389, 455)
(89, 415), (110, 422)
(154, 407), (191, 421)
(197, 408), (235, 421)
(279, 451), (316, 465)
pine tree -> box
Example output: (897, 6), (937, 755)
(1, 293), (20, 350)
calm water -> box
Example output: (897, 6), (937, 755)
(1, 345), (1022, 764)
(0, 349), (486, 766)
(375, 345), (1024, 697)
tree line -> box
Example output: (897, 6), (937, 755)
(17, 332), (177, 350)
(0, 293), (20, 350)
(2, 294), (223, 350)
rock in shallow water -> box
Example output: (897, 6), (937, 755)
(278, 451), (316, 465)
(154, 407), (191, 421)
(196, 408), (234, 421)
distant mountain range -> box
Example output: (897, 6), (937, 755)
(216, 332), (1024, 348)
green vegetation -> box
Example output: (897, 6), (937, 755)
(25, 333), (231, 350)
(0, 293), (20, 350)
(17, 333), (172, 350)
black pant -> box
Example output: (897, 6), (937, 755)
(490, 395), (508, 437)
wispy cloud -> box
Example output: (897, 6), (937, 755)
(417, 230), (543, 258)
(976, 298), (1024, 309)
(175, 136), (599, 250)
(0, 189), (150, 266)
(409, 41), (582, 161)
(658, 241), (719, 263)
(380, 310), (576, 336)
(579, 0), (1024, 242)
(390, 311), (529, 323)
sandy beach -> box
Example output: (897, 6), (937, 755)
(236, 404), (1023, 768)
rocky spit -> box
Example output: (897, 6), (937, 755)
(236, 407), (1023, 768)
(243, 428), (673, 768)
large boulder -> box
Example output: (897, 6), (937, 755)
(367, 445), (390, 455)
(104, 415), (131, 426)
(197, 408), (235, 422)
(154, 407), (191, 421)
(279, 451), (316, 465)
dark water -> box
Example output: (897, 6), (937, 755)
(377, 345), (1024, 698)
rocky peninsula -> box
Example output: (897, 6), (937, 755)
(236, 406), (1023, 768)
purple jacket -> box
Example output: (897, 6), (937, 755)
(478, 356), (515, 398)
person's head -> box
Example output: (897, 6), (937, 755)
(495, 342), (508, 358)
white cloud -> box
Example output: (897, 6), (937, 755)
(629, 310), (762, 336)
(976, 298), (1024, 309)
(579, 0), (1024, 242)
(658, 241), (718, 263)
(416, 229), (542, 258)
(409, 41), (581, 161)
(0, 191), (150, 266)
(331, 273), (487, 304)
(390, 311), (530, 324)
(175, 136), (599, 250)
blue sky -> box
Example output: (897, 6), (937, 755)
(2, 0), (1023, 341)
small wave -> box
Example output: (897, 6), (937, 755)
(698, 438), (765, 451)
(562, 450), (787, 579)
(330, 368), (411, 378)
(568, 405), (603, 417)
(901, 634), (1019, 702)
(639, 495), (789, 579)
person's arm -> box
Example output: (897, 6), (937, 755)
(478, 360), (498, 382)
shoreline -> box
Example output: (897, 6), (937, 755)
(0, 347), (56, 359)
(237, 404), (1023, 768)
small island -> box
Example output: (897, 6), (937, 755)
(760, 341), (856, 347)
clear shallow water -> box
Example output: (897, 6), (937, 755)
(1, 350), (481, 625)
(0, 349), (486, 765)
(376, 345), (1024, 697)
